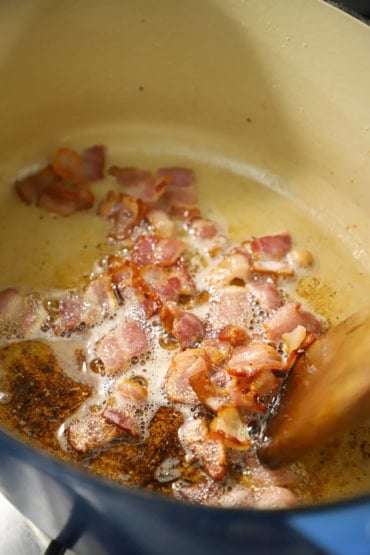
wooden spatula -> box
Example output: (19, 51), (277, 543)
(258, 307), (370, 468)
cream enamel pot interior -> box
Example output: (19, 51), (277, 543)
(0, 1), (369, 554)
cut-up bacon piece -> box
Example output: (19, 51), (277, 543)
(109, 166), (166, 203)
(264, 302), (323, 340)
(95, 320), (149, 375)
(97, 192), (147, 240)
(179, 418), (227, 480)
(227, 342), (284, 377)
(164, 348), (207, 404)
(251, 232), (292, 259)
(210, 405), (251, 449)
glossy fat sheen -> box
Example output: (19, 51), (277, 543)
(0, 0), (369, 529)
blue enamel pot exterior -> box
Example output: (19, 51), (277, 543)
(0, 429), (369, 555)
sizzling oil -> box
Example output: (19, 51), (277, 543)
(0, 152), (370, 505)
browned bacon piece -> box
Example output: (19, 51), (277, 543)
(141, 260), (196, 303)
(51, 292), (83, 335)
(216, 485), (255, 508)
(160, 301), (203, 349)
(180, 339), (233, 411)
(164, 348), (207, 404)
(253, 486), (299, 509)
(221, 484), (298, 509)
(158, 167), (198, 210)
(201, 339), (232, 370)
(208, 286), (253, 333)
(228, 371), (280, 413)
(251, 232), (292, 259)
(172, 312), (204, 349)
(95, 320), (149, 375)
(102, 405), (142, 437)
(102, 376), (149, 437)
(264, 302), (323, 340)
(109, 166), (166, 203)
(108, 256), (137, 289)
(15, 165), (58, 205)
(189, 218), (219, 240)
(0, 288), (47, 338)
(172, 477), (222, 505)
(119, 320), (150, 358)
(0, 288), (25, 320)
(179, 418), (227, 480)
(154, 237), (187, 267)
(158, 167), (195, 189)
(189, 368), (229, 412)
(299, 309), (324, 337)
(210, 405), (251, 448)
(67, 410), (121, 453)
(252, 260), (294, 277)
(143, 270), (182, 304)
(227, 342), (284, 377)
(115, 377), (148, 402)
(97, 191), (147, 240)
(242, 451), (299, 487)
(81, 145), (105, 182)
(95, 332), (127, 374)
(53, 145), (105, 183)
(131, 235), (159, 267)
(80, 274), (118, 323)
(227, 376), (262, 411)
(246, 279), (282, 311)
(108, 256), (161, 318)
(160, 301), (182, 333)
(223, 342), (285, 412)
(174, 478), (298, 509)
(218, 325), (248, 347)
(15, 146), (102, 216)
(207, 251), (251, 287)
(146, 208), (175, 238)
(39, 182), (94, 216)
(52, 274), (118, 335)
(131, 235), (186, 268)
(53, 148), (83, 182)
(109, 167), (152, 187)
(212, 341), (284, 413)
(109, 254), (194, 317)
(15, 163), (95, 216)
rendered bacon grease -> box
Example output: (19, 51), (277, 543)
(0, 145), (325, 509)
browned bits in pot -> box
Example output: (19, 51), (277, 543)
(0, 341), (91, 453)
